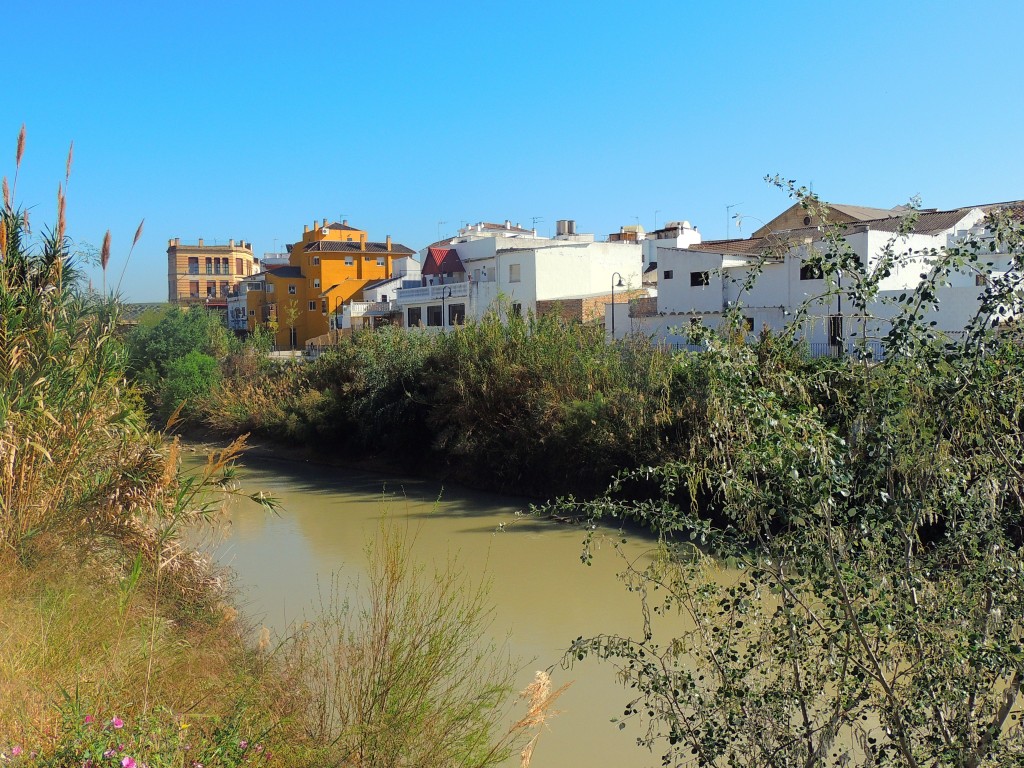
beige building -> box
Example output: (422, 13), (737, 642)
(167, 237), (258, 308)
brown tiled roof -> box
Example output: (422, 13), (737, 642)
(328, 222), (361, 231)
(265, 266), (303, 278)
(829, 204), (900, 221)
(303, 240), (416, 255)
(690, 237), (774, 256)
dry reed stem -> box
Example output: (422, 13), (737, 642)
(512, 670), (570, 768)
(56, 184), (65, 246)
(2, 177), (8, 208)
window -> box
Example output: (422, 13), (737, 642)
(189, 280), (200, 298)
(744, 316), (754, 332)
(313, 256), (320, 266)
(509, 263), (521, 283)
(205, 257), (213, 275)
(345, 256), (354, 266)
(308, 301), (317, 311)
(407, 307), (422, 327)
(236, 258), (243, 274)
(426, 305), (443, 327)
(288, 285), (296, 295)
(800, 263), (823, 280)
(511, 302), (522, 318)
(220, 281), (229, 297)
(187, 257), (199, 275)
(380, 294), (387, 302)
(448, 303), (465, 326)
(321, 299), (327, 313)
(376, 257), (385, 266)
(690, 271), (710, 286)
(206, 284), (216, 297)
(663, 270), (674, 280)
(248, 309), (255, 317)
(313, 278), (320, 288)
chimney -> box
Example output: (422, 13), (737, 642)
(304, 224), (309, 233)
(168, 238), (174, 247)
(198, 238), (204, 247)
(322, 218), (328, 228)
(229, 239), (235, 247)
(505, 219), (511, 229)
(342, 219), (348, 226)
(386, 235), (392, 251)
(360, 239), (365, 252)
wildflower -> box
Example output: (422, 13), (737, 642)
(121, 757), (136, 768)
(11, 747), (22, 757)
(84, 715), (94, 724)
(104, 750), (115, 759)
(179, 719), (190, 731)
(110, 717), (124, 729)
(239, 740), (247, 750)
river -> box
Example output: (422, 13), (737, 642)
(198, 448), (677, 767)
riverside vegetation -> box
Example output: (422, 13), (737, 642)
(134, 183), (1024, 767)
(0, 129), (562, 767)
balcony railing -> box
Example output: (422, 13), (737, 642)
(395, 282), (469, 305)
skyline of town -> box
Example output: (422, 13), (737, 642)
(6, 0), (1022, 302)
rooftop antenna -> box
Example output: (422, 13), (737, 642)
(725, 202), (742, 239)
(531, 216), (543, 229)
(437, 220), (447, 240)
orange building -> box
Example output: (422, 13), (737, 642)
(166, 237), (257, 307)
(241, 219), (414, 348)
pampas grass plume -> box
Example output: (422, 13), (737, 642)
(133, 218), (145, 247)
(16, 124), (25, 168)
(101, 230), (111, 272)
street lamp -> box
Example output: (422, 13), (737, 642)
(441, 286), (452, 329)
(333, 294), (341, 344)
(610, 272), (625, 340)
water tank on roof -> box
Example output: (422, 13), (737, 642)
(556, 219), (577, 236)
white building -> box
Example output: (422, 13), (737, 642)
(395, 219), (643, 329)
(617, 201), (1023, 351)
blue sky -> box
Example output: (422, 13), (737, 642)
(5, 0), (1022, 301)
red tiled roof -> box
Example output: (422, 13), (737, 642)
(422, 247), (465, 276)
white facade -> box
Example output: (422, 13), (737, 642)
(621, 206), (1020, 349)
(397, 225), (642, 329)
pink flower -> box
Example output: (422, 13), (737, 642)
(84, 714), (94, 724)
(11, 746), (22, 756)
(239, 740), (248, 750)
(121, 757), (136, 768)
(103, 749), (116, 759)
(111, 717), (124, 729)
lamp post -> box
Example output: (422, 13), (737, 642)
(610, 271), (625, 340)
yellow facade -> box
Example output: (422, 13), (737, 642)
(247, 219), (412, 348)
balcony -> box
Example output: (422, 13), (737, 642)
(349, 300), (399, 318)
(395, 281), (469, 305)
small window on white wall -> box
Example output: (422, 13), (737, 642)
(288, 285), (296, 295)
(308, 301), (317, 311)
(509, 263), (521, 283)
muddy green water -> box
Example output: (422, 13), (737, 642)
(199, 449), (676, 767)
